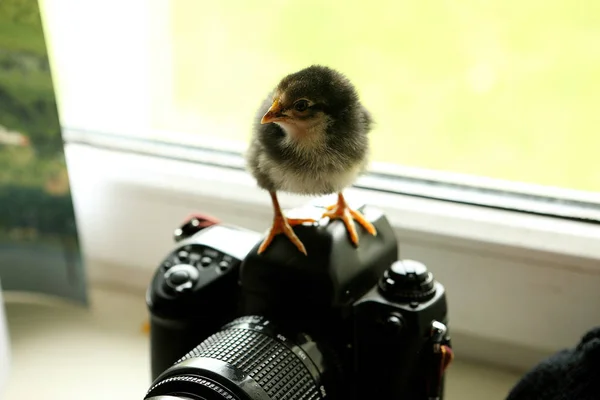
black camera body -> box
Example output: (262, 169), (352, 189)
(145, 203), (452, 400)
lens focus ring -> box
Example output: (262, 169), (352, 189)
(171, 318), (323, 400)
(147, 375), (238, 400)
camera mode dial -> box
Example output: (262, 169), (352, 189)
(378, 259), (436, 302)
(163, 264), (199, 293)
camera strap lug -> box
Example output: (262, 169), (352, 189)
(426, 320), (454, 400)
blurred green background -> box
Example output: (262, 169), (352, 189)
(0, 0), (85, 302)
(0, 0), (66, 176)
(0, 0), (73, 231)
(156, 0), (599, 193)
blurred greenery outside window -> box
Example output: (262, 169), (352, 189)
(146, 1), (598, 194)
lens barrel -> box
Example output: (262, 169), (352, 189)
(145, 316), (331, 400)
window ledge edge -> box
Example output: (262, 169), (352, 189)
(66, 143), (600, 267)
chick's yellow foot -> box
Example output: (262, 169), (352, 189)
(323, 193), (377, 246)
(258, 215), (316, 256)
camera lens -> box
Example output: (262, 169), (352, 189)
(146, 397), (197, 400)
(145, 316), (334, 400)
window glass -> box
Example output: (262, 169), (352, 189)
(47, 0), (600, 194)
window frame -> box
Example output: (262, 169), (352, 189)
(64, 128), (600, 223)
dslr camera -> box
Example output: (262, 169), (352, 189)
(144, 202), (453, 400)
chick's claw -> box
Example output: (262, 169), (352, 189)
(348, 208), (377, 236)
(286, 218), (318, 226)
(257, 216), (315, 256)
(322, 206), (359, 246)
(322, 193), (377, 246)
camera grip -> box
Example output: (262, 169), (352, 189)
(146, 225), (254, 381)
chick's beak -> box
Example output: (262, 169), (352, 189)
(261, 99), (286, 124)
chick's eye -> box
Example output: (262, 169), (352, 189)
(293, 100), (309, 112)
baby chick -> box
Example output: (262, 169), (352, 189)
(246, 65), (377, 255)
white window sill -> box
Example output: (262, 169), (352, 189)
(64, 143), (600, 373)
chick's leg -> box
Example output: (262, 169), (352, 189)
(322, 192), (377, 246)
(258, 191), (316, 255)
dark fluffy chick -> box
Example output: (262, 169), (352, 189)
(245, 65), (377, 256)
